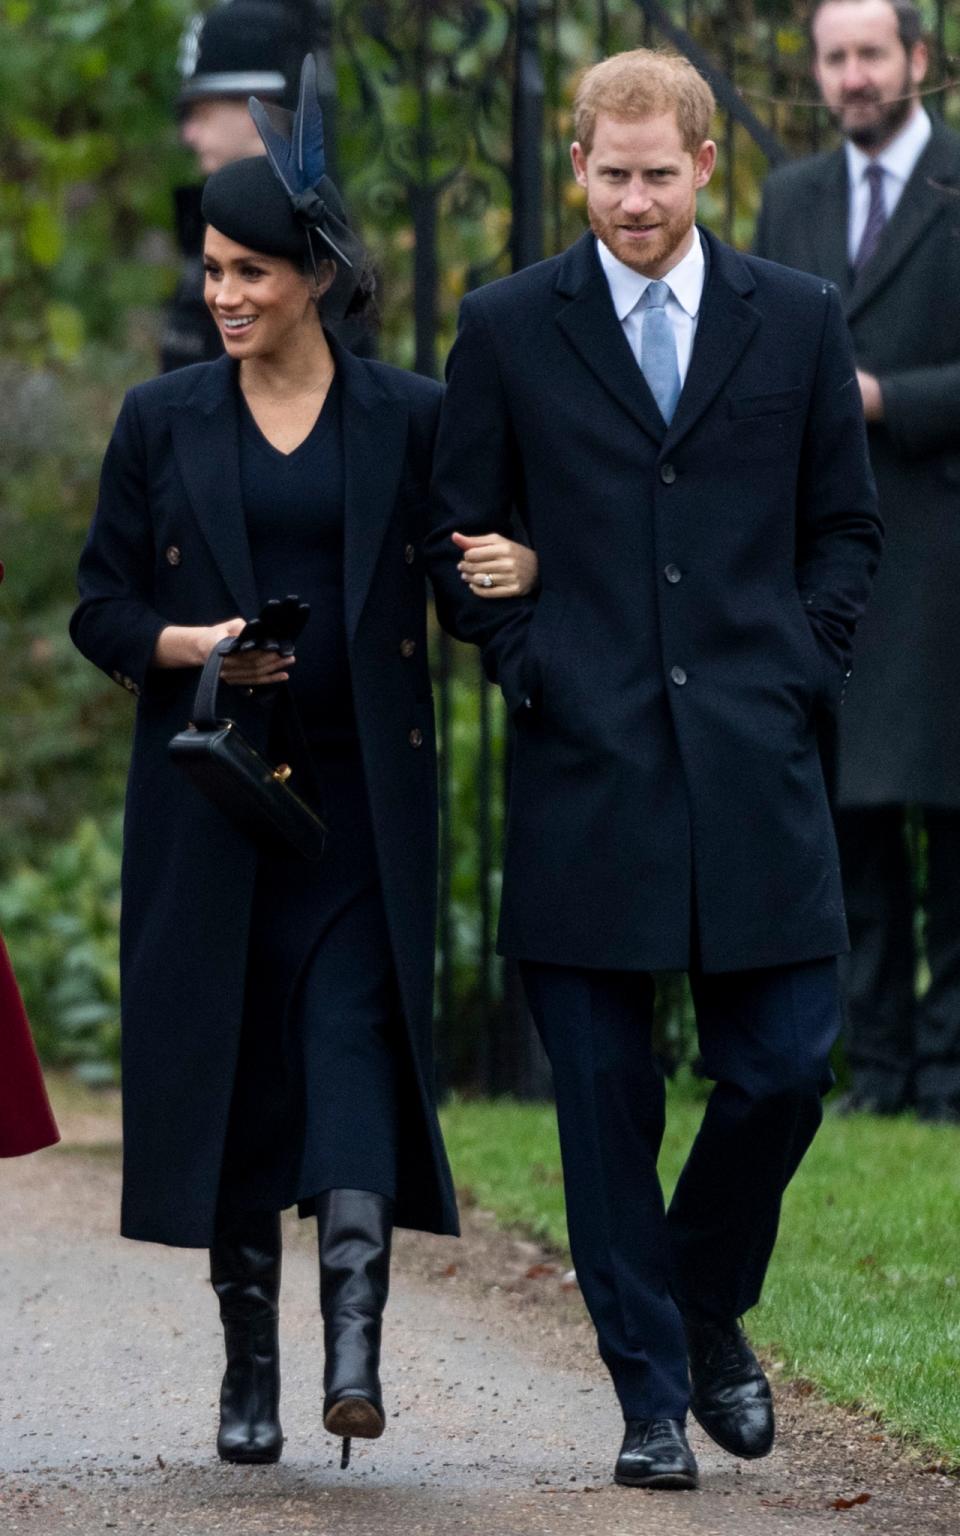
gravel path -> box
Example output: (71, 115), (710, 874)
(0, 1105), (956, 1536)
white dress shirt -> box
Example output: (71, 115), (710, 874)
(597, 228), (706, 388)
(846, 106), (932, 264)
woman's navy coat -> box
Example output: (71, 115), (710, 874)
(71, 345), (459, 1247)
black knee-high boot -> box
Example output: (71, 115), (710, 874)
(210, 1210), (283, 1465)
(317, 1189), (393, 1467)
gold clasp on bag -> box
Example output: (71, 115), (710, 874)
(272, 763), (292, 783)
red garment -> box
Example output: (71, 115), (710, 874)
(0, 934), (59, 1156)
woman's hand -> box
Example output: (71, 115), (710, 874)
(452, 531), (539, 599)
(152, 619), (295, 685)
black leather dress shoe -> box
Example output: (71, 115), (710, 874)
(614, 1418), (698, 1489)
(684, 1315), (774, 1459)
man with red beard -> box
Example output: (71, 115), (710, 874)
(756, 1), (960, 1124)
(428, 49), (881, 1488)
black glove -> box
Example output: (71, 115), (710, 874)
(235, 596), (310, 657)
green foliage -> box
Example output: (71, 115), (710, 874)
(0, 815), (122, 1079)
(441, 1088), (960, 1464)
(0, 1), (195, 363)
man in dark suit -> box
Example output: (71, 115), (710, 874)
(755, 0), (960, 1123)
(428, 48), (881, 1489)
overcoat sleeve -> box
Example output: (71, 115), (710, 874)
(795, 284), (883, 686)
(425, 294), (537, 716)
(879, 361), (960, 459)
(70, 389), (168, 695)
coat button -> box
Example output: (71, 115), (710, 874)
(404, 543), (416, 565)
(165, 545), (182, 566)
(660, 463), (677, 484)
(670, 665), (687, 686)
(399, 638), (417, 658)
(408, 727), (424, 748)
(664, 564), (682, 584)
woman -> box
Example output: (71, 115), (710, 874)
(70, 61), (536, 1470)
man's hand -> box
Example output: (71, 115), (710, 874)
(857, 370), (884, 422)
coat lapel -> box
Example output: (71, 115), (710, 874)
(335, 342), (411, 643)
(554, 233), (667, 444)
(848, 121), (960, 322)
(809, 150), (853, 302)
(171, 356), (260, 618)
(663, 230), (759, 453)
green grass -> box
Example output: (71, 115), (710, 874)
(440, 1085), (960, 1465)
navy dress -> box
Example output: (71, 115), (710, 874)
(218, 376), (403, 1220)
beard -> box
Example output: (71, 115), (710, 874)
(588, 196), (695, 277)
(830, 62), (914, 151)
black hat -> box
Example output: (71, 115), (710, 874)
(202, 154), (350, 264)
(201, 57), (366, 319)
(178, 1), (310, 112)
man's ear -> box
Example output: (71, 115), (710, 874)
(693, 139), (718, 191)
(910, 39), (929, 88)
(571, 141), (589, 189)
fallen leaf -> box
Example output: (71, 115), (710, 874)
(525, 1263), (558, 1279)
(830, 1492), (871, 1510)
(439, 1263), (458, 1278)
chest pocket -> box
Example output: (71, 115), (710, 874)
(728, 386), (804, 419)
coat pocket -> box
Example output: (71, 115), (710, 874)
(728, 386), (804, 419)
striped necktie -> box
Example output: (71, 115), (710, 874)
(853, 162), (887, 275)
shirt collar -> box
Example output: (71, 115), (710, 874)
(845, 105), (932, 188)
(596, 227), (706, 321)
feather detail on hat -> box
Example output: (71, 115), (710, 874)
(249, 55), (353, 269)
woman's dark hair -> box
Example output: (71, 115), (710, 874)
(809, 0), (925, 54)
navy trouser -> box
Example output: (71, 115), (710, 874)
(520, 957), (841, 1421)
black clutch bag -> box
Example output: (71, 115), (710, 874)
(168, 637), (327, 861)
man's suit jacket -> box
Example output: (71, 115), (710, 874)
(755, 117), (960, 808)
(427, 227), (881, 974)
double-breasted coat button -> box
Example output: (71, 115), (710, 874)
(664, 564), (682, 584)
(404, 543), (416, 565)
(408, 727), (424, 748)
(660, 463), (677, 485)
(399, 638), (416, 658)
(165, 545), (182, 567)
(670, 665), (688, 686)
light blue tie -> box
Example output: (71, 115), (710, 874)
(639, 280), (681, 425)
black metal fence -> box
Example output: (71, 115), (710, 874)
(306, 0), (959, 1092)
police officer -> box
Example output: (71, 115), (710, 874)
(161, 1), (318, 372)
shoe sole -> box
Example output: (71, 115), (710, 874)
(614, 1470), (699, 1490)
(324, 1398), (385, 1439)
(689, 1403), (774, 1460)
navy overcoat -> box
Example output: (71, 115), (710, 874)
(427, 228), (883, 974)
(71, 345), (458, 1247)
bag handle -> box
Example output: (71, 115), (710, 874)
(191, 637), (237, 729)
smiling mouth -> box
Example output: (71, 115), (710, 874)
(221, 316), (257, 334)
